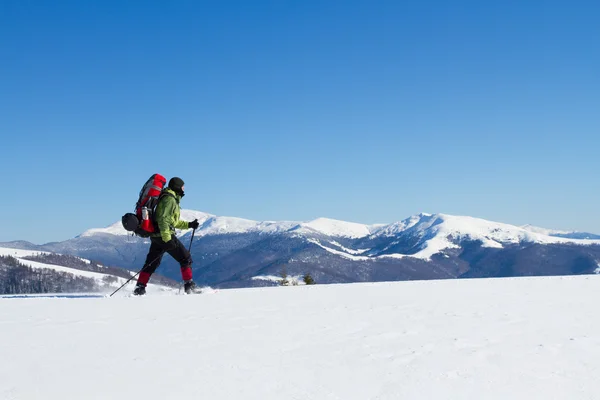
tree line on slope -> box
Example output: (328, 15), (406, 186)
(0, 255), (103, 294)
(22, 253), (178, 287)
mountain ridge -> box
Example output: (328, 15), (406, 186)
(2, 212), (599, 288)
(79, 211), (599, 246)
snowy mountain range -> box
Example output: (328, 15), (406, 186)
(2, 212), (600, 288)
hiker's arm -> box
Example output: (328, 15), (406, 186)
(173, 218), (189, 230)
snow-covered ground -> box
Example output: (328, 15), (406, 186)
(2, 276), (600, 399)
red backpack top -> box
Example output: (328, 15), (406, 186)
(136, 173), (167, 235)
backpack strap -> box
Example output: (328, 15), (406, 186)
(157, 191), (177, 203)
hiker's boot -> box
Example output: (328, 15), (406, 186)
(133, 284), (146, 296)
(184, 280), (201, 294)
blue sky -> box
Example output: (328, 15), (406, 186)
(1, 0), (598, 243)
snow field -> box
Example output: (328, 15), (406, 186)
(2, 276), (600, 399)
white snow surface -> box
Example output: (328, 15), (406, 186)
(2, 276), (600, 399)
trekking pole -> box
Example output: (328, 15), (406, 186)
(108, 252), (163, 297)
(188, 228), (196, 252)
(109, 269), (142, 297)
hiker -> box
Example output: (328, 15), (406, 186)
(133, 177), (200, 295)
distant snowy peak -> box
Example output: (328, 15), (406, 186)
(425, 214), (538, 248)
(367, 213), (600, 261)
(79, 221), (129, 237)
(178, 210), (214, 225)
(409, 213), (597, 246)
(297, 218), (378, 239)
(520, 224), (573, 236)
(371, 213), (436, 237)
(195, 215), (296, 237)
(191, 214), (378, 239)
(521, 224), (600, 240)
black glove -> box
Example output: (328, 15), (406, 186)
(163, 238), (177, 251)
(188, 219), (199, 230)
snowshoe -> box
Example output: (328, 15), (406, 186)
(133, 284), (146, 296)
(184, 280), (202, 294)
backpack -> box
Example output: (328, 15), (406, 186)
(121, 174), (167, 237)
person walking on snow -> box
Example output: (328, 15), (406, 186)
(134, 177), (201, 295)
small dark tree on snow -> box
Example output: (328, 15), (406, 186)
(280, 265), (289, 286)
(303, 273), (315, 285)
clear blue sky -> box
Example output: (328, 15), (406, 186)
(1, 0), (598, 243)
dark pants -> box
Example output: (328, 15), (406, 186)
(137, 236), (193, 286)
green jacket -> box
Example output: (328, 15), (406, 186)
(152, 188), (190, 242)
